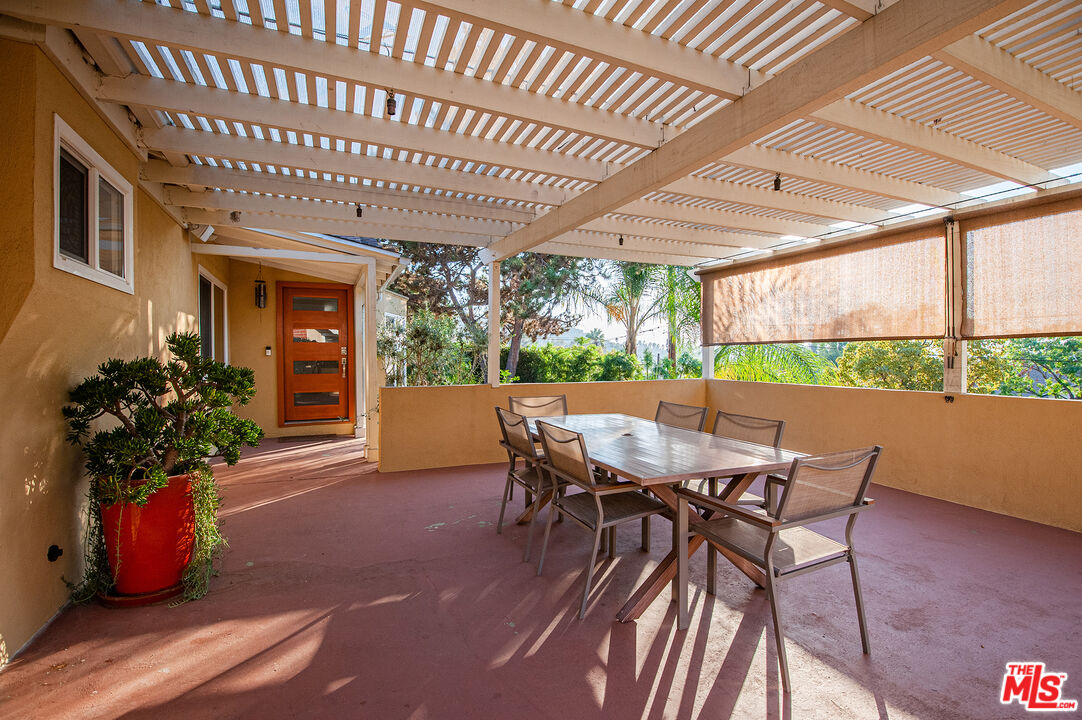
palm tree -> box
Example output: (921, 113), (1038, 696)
(583, 262), (661, 356)
(584, 328), (606, 347)
(656, 265), (701, 364)
(713, 344), (834, 384)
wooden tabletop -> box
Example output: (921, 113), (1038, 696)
(529, 413), (803, 486)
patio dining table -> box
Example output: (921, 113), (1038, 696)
(527, 413), (804, 623)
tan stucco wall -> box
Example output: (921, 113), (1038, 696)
(0, 40), (203, 661)
(379, 377), (1080, 532)
(227, 260), (355, 438)
(378, 379), (705, 472)
(706, 379), (1082, 532)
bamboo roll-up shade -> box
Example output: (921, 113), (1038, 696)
(961, 197), (1082, 339)
(701, 228), (944, 345)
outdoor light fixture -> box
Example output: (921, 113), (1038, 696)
(386, 89), (397, 117)
(773, 172), (782, 191)
(254, 263), (266, 309)
(356, 204), (363, 218)
(618, 234), (624, 246)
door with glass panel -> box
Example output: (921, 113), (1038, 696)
(280, 284), (353, 423)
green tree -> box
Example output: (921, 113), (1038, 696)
(1000, 337), (1082, 399)
(716, 344), (835, 385)
(656, 265), (701, 364)
(835, 340), (942, 390)
(584, 328), (606, 347)
(598, 351), (642, 381)
(584, 262), (662, 356)
(500, 254), (595, 378)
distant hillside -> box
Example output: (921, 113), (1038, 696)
(527, 327), (664, 360)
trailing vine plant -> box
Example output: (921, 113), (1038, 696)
(64, 331), (263, 600)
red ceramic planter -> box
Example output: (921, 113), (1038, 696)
(100, 474), (195, 600)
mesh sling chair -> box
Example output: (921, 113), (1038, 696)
(709, 410), (788, 510)
(509, 394), (568, 417)
(494, 407), (566, 561)
(655, 401), (708, 431)
(675, 446), (882, 693)
(535, 421), (668, 619)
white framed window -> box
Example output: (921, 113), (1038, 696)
(53, 114), (134, 293)
(198, 266), (229, 363)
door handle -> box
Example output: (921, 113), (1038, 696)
(341, 357), (347, 378)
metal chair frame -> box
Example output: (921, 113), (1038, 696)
(675, 445), (882, 693)
(654, 401), (708, 431)
(535, 420), (668, 618)
(508, 394), (568, 417)
(708, 409), (788, 510)
(494, 407), (565, 562)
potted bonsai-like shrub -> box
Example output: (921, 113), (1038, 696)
(64, 331), (263, 605)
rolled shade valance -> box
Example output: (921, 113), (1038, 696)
(961, 197), (1082, 339)
(700, 228), (945, 345)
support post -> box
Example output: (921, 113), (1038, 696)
(943, 218), (967, 394)
(701, 345), (715, 379)
(365, 260), (379, 460)
(487, 260), (501, 387)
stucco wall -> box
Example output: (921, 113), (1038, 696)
(226, 260), (356, 438)
(378, 379), (705, 472)
(706, 379), (1082, 532)
(379, 377), (1080, 533)
(0, 40), (203, 661)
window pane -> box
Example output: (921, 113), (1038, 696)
(293, 360), (340, 374)
(199, 276), (213, 359)
(58, 149), (88, 262)
(292, 296), (339, 312)
(293, 391), (340, 406)
(98, 177), (125, 277)
(292, 328), (340, 343)
(213, 285), (226, 362)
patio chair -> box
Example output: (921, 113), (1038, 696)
(708, 410), (788, 510)
(508, 394), (568, 417)
(675, 445), (882, 693)
(494, 407), (566, 562)
(655, 401), (708, 431)
(535, 420), (668, 619)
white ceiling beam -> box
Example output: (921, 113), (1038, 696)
(33, 26), (144, 159)
(559, 230), (747, 259)
(142, 161), (537, 223)
(582, 217), (776, 249)
(182, 208), (490, 247)
(411, 0), (763, 98)
(811, 99), (1057, 185)
(97, 75), (609, 181)
(0, 0), (663, 147)
(190, 243), (374, 264)
(722, 145), (967, 207)
(618, 199), (830, 237)
(101, 73), (957, 219)
(534, 241), (699, 266)
(143, 127), (572, 206)
(936, 35), (1082, 133)
(662, 175), (887, 225)
(168, 189), (514, 236)
(485, 0), (1030, 261)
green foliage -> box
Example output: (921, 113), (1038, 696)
(377, 309), (481, 387)
(63, 332), (263, 601)
(503, 342), (642, 384)
(716, 343), (835, 384)
(835, 340), (943, 390)
(1000, 337), (1082, 399)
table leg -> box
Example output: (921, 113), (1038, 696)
(514, 488), (553, 524)
(706, 477), (718, 595)
(616, 475), (766, 624)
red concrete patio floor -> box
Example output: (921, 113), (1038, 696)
(2, 438), (1080, 720)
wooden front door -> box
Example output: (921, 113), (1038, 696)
(279, 283), (353, 424)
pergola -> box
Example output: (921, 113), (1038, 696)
(3, 0), (1081, 381)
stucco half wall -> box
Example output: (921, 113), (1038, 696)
(379, 379), (1081, 533)
(378, 379), (706, 471)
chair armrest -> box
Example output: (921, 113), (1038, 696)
(774, 499), (876, 529)
(676, 488), (781, 528)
